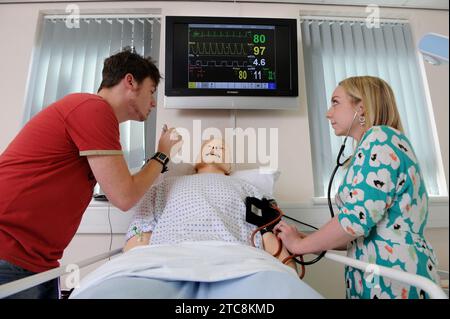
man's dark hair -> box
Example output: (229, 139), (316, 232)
(97, 47), (162, 92)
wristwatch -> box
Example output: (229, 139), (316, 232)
(149, 152), (169, 173)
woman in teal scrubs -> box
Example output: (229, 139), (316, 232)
(274, 76), (440, 299)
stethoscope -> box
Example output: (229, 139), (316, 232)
(327, 110), (359, 218)
(292, 110), (359, 266)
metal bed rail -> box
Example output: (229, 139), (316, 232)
(0, 248), (447, 299)
(324, 251), (448, 299)
(0, 248), (122, 299)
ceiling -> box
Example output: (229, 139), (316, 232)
(244, 0), (449, 10)
(0, 0), (448, 10)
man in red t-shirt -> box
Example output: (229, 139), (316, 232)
(0, 49), (181, 298)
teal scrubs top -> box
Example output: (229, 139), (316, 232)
(336, 125), (440, 299)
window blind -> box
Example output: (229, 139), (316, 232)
(301, 18), (445, 197)
(23, 16), (161, 169)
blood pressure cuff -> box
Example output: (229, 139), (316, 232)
(245, 197), (279, 230)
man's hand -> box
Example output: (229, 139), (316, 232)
(157, 124), (182, 157)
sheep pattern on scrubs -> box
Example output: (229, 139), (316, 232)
(126, 173), (265, 249)
(336, 125), (440, 299)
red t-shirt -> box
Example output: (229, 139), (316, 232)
(0, 93), (122, 272)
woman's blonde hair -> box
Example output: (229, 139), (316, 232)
(339, 76), (404, 133)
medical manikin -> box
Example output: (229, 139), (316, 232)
(123, 138), (296, 270)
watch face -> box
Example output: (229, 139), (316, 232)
(157, 153), (167, 161)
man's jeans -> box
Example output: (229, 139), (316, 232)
(0, 259), (59, 299)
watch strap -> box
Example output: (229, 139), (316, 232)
(259, 227), (272, 235)
(149, 152), (169, 173)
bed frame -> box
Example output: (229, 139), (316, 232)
(0, 249), (447, 299)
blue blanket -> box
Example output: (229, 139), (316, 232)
(71, 270), (323, 299)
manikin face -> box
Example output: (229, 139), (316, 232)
(195, 139), (232, 174)
(326, 86), (362, 137)
(126, 76), (157, 121)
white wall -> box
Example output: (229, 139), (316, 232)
(0, 1), (448, 198)
(0, 1), (448, 297)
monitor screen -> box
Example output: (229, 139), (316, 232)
(165, 16), (298, 97)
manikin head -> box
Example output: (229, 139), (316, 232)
(194, 138), (232, 175)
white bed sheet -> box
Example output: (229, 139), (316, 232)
(71, 241), (301, 298)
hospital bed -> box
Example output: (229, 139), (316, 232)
(0, 244), (447, 299)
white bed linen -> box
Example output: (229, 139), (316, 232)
(70, 241), (298, 298)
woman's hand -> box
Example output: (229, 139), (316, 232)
(275, 217), (357, 256)
(273, 220), (305, 255)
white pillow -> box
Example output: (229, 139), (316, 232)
(231, 169), (280, 196)
(156, 163), (280, 196)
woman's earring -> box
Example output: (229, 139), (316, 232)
(358, 115), (366, 127)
